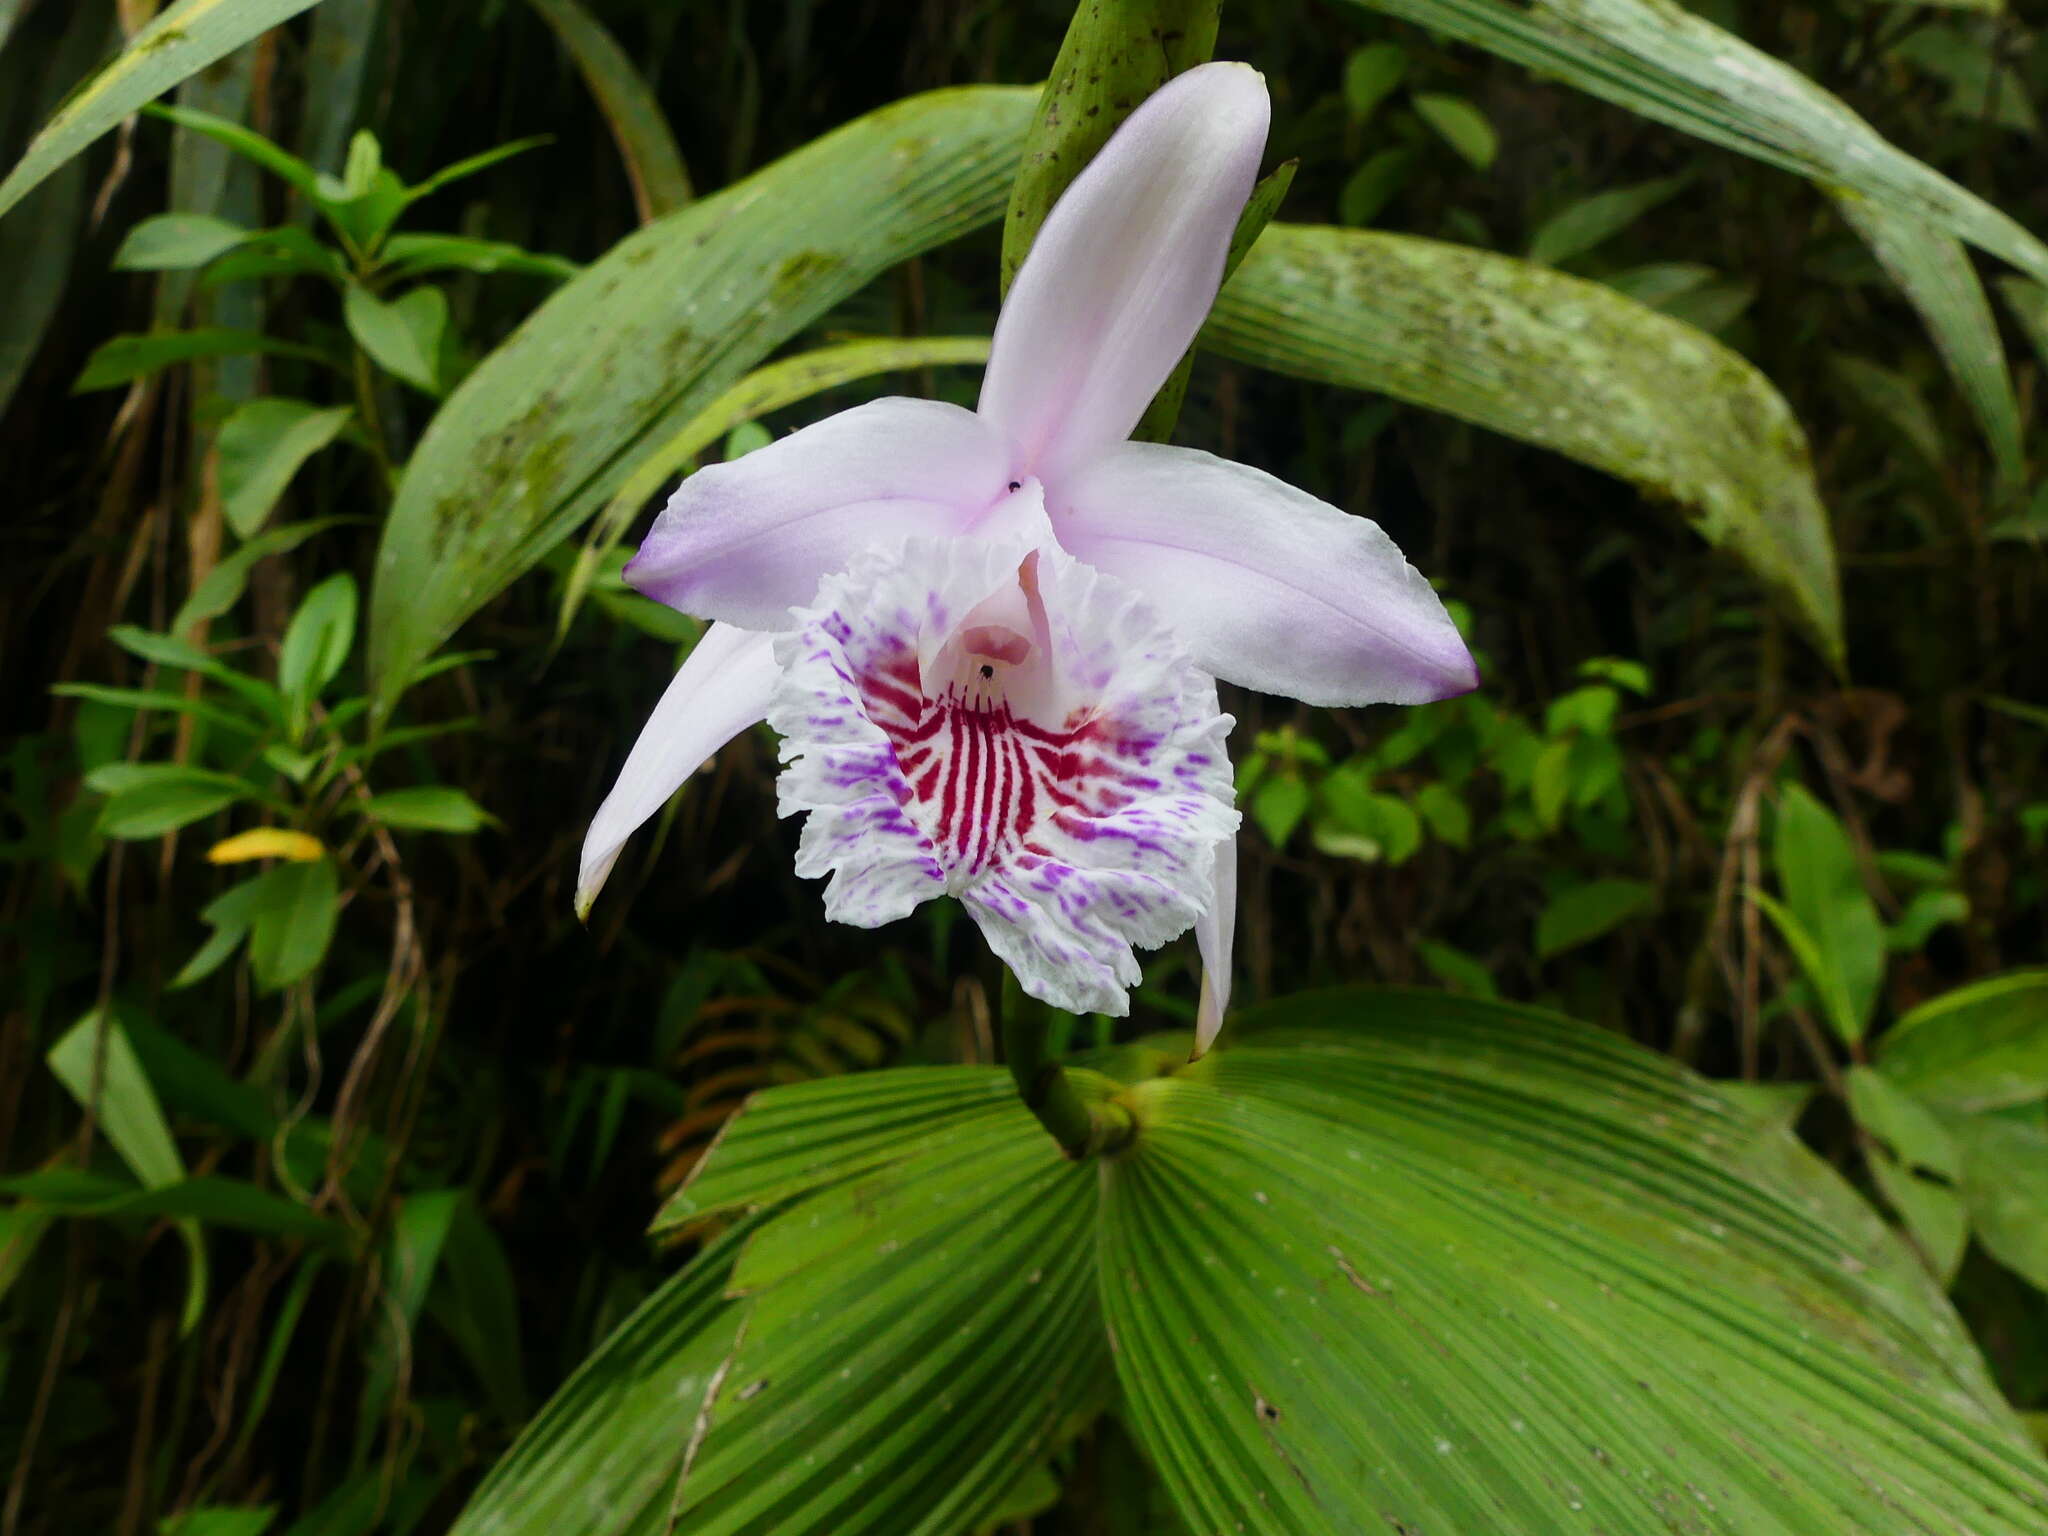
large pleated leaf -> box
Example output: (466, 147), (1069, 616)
(1103, 989), (2047, 1533)
(1337, 0), (2048, 286)
(452, 1068), (1108, 1536)
(1207, 225), (1844, 667)
(461, 989), (2043, 1535)
(0, 0), (330, 222)
(366, 84), (1034, 721)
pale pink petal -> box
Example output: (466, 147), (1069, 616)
(626, 398), (1011, 631)
(980, 62), (1269, 484)
(1053, 441), (1477, 707)
(577, 623), (778, 916)
(1192, 830), (1237, 1058)
(771, 530), (1237, 1016)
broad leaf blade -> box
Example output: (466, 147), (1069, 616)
(1878, 970), (2048, 1113)
(0, 0), (330, 221)
(1105, 989), (2047, 1534)
(1206, 225), (1844, 667)
(367, 83), (1037, 722)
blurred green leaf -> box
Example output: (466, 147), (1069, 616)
(1850, 1065), (1960, 1180)
(1879, 970), (2048, 1114)
(358, 1188), (462, 1449)
(1774, 785), (1886, 1044)
(75, 328), (339, 392)
(1251, 772), (1310, 847)
(1411, 92), (1497, 169)
(434, 1194), (527, 1422)
(377, 233), (577, 283)
(96, 774), (250, 839)
(1888, 888), (1969, 953)
(1998, 276), (2048, 373)
(527, 0), (691, 221)
(146, 101), (325, 199)
(216, 400), (354, 538)
(277, 572), (357, 728)
(248, 857), (340, 991)
(1952, 1112), (2048, 1295)
(1830, 352), (1945, 475)
(368, 83), (1039, 722)
(1343, 43), (1408, 121)
(1338, 145), (1416, 226)
(360, 786), (493, 832)
(159, 1506), (279, 1536)
(1535, 876), (1652, 957)
(115, 212), (250, 271)
(48, 1012), (208, 1332)
(1416, 939), (1495, 997)
(1527, 173), (1690, 266)
(0, 0), (331, 221)
(1206, 225), (1846, 669)
(343, 283), (445, 394)
(173, 516), (351, 632)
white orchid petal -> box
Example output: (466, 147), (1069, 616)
(577, 623), (778, 917)
(1055, 441), (1478, 707)
(771, 531), (1237, 1016)
(980, 62), (1269, 484)
(626, 397), (1010, 631)
(1192, 829), (1238, 1057)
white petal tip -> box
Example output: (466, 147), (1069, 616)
(575, 848), (622, 923)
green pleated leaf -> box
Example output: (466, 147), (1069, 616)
(367, 83), (1035, 723)
(448, 1217), (757, 1536)
(455, 1079), (1109, 1536)
(653, 1067), (1022, 1230)
(0, 0), (331, 222)
(1338, 0), (2048, 286)
(1206, 224), (1844, 667)
(673, 1119), (1107, 1534)
(1104, 989), (2046, 1534)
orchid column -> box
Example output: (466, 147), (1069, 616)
(581, 64), (1475, 1135)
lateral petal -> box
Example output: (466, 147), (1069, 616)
(626, 397), (1011, 631)
(576, 623), (778, 916)
(980, 62), (1268, 484)
(1192, 830), (1238, 1058)
(1055, 441), (1478, 707)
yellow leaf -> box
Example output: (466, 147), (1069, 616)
(206, 828), (325, 865)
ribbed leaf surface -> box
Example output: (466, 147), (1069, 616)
(459, 991), (2046, 1535)
(1103, 990), (2046, 1533)
(1207, 226), (1844, 667)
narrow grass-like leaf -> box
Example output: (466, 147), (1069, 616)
(527, 0), (690, 222)
(367, 84), (1036, 723)
(0, 0), (331, 221)
(1206, 224), (1844, 666)
(1338, 0), (2048, 284)
(1836, 196), (2025, 490)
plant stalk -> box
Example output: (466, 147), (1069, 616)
(1000, 976), (1134, 1160)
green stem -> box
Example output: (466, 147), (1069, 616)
(1000, 975), (1135, 1160)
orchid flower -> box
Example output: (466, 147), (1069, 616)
(579, 61), (1476, 1051)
